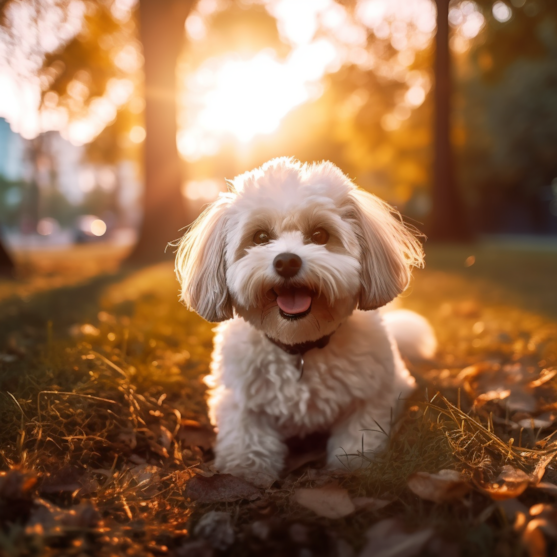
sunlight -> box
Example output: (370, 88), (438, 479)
(179, 43), (336, 160)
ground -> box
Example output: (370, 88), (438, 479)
(1, 242), (557, 557)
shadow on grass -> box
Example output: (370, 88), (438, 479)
(0, 270), (130, 345)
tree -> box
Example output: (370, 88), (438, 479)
(0, 238), (14, 277)
(1, 0), (195, 265)
(428, 0), (470, 241)
(126, 0), (194, 263)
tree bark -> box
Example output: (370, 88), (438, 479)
(429, 0), (471, 241)
(125, 0), (194, 264)
(0, 236), (14, 277)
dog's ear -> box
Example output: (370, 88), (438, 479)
(175, 196), (233, 322)
(348, 188), (424, 310)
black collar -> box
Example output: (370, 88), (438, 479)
(265, 331), (334, 356)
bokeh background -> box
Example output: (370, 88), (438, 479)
(0, 0), (556, 273)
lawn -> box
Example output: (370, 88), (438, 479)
(0, 243), (556, 557)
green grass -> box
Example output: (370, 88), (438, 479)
(0, 244), (556, 556)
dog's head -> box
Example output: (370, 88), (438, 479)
(176, 158), (424, 344)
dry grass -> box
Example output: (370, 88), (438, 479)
(0, 244), (557, 556)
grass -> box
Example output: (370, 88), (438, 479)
(0, 243), (556, 556)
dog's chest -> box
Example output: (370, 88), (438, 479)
(243, 345), (386, 437)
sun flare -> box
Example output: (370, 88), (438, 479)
(178, 42), (337, 161)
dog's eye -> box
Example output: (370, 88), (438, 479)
(310, 228), (329, 245)
(253, 230), (270, 245)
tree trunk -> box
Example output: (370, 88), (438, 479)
(0, 236), (14, 277)
(125, 0), (194, 264)
(429, 0), (471, 241)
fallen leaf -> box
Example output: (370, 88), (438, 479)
(522, 520), (547, 557)
(189, 463), (217, 478)
(293, 484), (355, 519)
(352, 496), (393, 511)
(536, 482), (557, 496)
(360, 518), (434, 557)
(407, 469), (470, 503)
(185, 473), (260, 503)
(528, 369), (557, 389)
(481, 465), (530, 500)
(518, 418), (553, 430)
(529, 452), (557, 485)
(474, 389), (510, 408)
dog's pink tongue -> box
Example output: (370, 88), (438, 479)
(276, 289), (312, 315)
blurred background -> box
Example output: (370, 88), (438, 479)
(0, 0), (556, 274)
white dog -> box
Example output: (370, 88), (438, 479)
(176, 158), (436, 485)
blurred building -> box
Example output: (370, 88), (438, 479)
(0, 117), (142, 246)
(0, 117), (26, 182)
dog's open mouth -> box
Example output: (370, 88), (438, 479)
(273, 286), (313, 320)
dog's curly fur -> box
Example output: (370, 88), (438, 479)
(176, 158), (436, 485)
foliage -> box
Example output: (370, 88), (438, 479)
(455, 1), (557, 232)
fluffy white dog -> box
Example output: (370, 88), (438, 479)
(176, 158), (436, 485)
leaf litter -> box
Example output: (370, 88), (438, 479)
(2, 259), (557, 555)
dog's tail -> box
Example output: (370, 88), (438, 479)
(382, 309), (437, 360)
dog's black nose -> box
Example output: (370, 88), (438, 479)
(273, 253), (302, 278)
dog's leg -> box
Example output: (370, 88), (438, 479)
(326, 404), (393, 470)
(213, 390), (286, 487)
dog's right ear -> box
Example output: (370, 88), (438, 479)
(175, 196), (233, 322)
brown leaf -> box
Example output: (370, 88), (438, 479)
(293, 484), (355, 519)
(407, 469), (470, 503)
(529, 453), (557, 485)
(528, 369), (557, 389)
(185, 473), (261, 503)
(518, 418), (553, 430)
(474, 389), (510, 408)
(481, 465), (530, 500)
(360, 518), (434, 557)
(536, 482), (557, 496)
(352, 496), (393, 511)
(522, 520), (547, 557)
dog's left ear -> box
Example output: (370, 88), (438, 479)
(175, 196), (234, 322)
(348, 188), (424, 310)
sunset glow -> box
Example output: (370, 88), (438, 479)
(178, 42), (337, 161)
